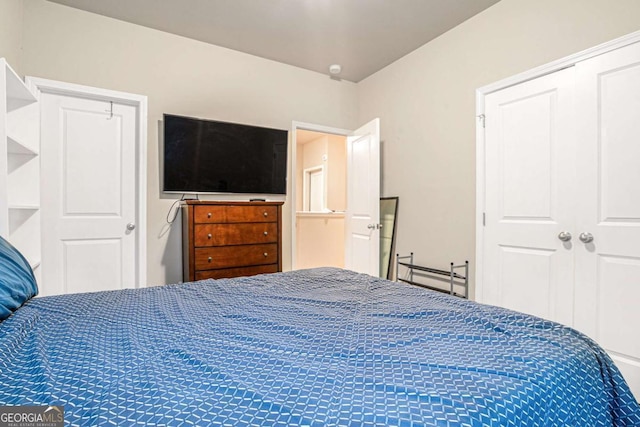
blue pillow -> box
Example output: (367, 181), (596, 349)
(0, 235), (38, 320)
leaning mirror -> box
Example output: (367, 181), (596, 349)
(380, 197), (399, 279)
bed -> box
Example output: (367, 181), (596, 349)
(1, 242), (639, 425)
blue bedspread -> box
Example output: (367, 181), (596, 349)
(0, 268), (638, 426)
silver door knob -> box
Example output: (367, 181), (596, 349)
(558, 231), (572, 242)
(367, 224), (376, 229)
(579, 232), (594, 243)
(127, 223), (136, 231)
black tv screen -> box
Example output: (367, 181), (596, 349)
(163, 114), (288, 195)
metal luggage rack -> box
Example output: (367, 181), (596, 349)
(396, 253), (469, 299)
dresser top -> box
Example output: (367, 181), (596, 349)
(182, 200), (284, 206)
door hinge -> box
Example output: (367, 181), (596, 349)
(478, 114), (486, 128)
(483, 212), (486, 226)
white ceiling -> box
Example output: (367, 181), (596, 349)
(47, 0), (500, 82)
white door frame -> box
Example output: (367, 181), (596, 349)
(475, 29), (640, 303)
(302, 165), (325, 212)
(290, 121), (350, 270)
(25, 77), (148, 288)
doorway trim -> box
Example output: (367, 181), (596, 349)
(290, 121), (350, 270)
(25, 77), (148, 288)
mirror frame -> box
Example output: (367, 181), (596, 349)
(380, 197), (399, 280)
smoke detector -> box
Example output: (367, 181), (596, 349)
(329, 64), (342, 75)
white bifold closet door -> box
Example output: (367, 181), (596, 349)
(482, 41), (640, 398)
(483, 67), (576, 326)
(572, 41), (640, 397)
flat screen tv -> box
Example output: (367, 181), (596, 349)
(163, 114), (288, 195)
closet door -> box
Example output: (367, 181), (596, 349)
(482, 68), (576, 326)
(573, 42), (640, 397)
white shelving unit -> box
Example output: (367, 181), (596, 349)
(0, 59), (41, 280)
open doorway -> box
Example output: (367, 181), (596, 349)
(291, 119), (380, 275)
(294, 129), (347, 269)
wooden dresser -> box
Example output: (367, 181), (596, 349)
(182, 201), (283, 281)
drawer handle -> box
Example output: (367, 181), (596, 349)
(263, 231), (268, 236)
(263, 252), (268, 257)
(208, 257), (212, 262)
(207, 212), (212, 218)
(207, 233), (212, 239)
(263, 211), (268, 217)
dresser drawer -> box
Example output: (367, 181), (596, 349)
(194, 223), (277, 247)
(195, 244), (278, 270)
(194, 205), (277, 223)
(183, 201), (283, 282)
(195, 264), (278, 280)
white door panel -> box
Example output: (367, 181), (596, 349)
(497, 245), (555, 319)
(574, 42), (640, 398)
(62, 108), (126, 215)
(483, 68), (576, 326)
(40, 92), (138, 296)
(63, 239), (124, 294)
(345, 118), (380, 276)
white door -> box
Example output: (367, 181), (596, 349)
(573, 42), (640, 398)
(39, 89), (142, 296)
(483, 68), (576, 326)
(345, 118), (380, 275)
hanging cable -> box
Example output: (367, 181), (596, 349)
(166, 194), (198, 225)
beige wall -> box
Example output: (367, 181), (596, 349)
(295, 141), (304, 212)
(21, 0), (358, 286)
(326, 135), (346, 212)
(301, 137), (325, 173)
(0, 0), (24, 74)
(357, 0), (640, 296)
(296, 134), (346, 212)
(296, 214), (345, 269)
(299, 136), (325, 211)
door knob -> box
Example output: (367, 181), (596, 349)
(579, 232), (594, 243)
(367, 224), (383, 230)
(558, 231), (572, 242)
(127, 223), (136, 231)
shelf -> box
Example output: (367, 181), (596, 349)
(398, 278), (466, 298)
(4, 61), (37, 111)
(396, 254), (469, 299)
(8, 204), (40, 211)
(7, 209), (40, 268)
(7, 135), (38, 155)
(397, 261), (467, 280)
(296, 211), (345, 218)
(2, 58), (41, 284)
